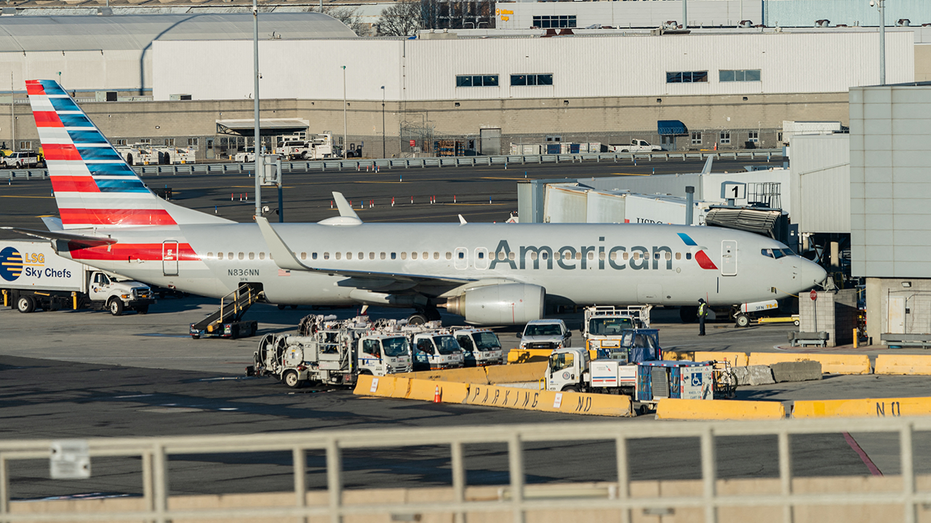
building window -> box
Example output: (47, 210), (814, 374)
(748, 131), (759, 143)
(690, 132), (702, 145)
(666, 71), (708, 83)
(456, 75), (499, 87)
(115, 139), (127, 146)
(546, 135), (562, 142)
(18, 141), (31, 150)
(532, 15), (576, 28)
(720, 132), (731, 144)
(510, 74), (554, 86)
(165, 138), (176, 147)
(140, 138), (152, 145)
(188, 137), (199, 147)
(719, 69), (761, 82)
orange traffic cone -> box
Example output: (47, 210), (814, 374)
(433, 385), (441, 403)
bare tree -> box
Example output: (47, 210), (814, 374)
(311, 6), (369, 37)
(375, 0), (421, 36)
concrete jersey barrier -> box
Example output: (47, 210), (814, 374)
(793, 397), (931, 418)
(656, 398), (786, 420)
(747, 353), (871, 375)
(874, 355), (931, 375)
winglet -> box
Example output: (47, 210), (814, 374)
(701, 155), (714, 175)
(458, 214), (467, 225)
(255, 217), (310, 272)
(318, 191), (363, 226)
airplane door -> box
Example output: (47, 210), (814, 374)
(454, 247), (468, 270)
(474, 247), (489, 270)
(162, 240), (179, 276)
(721, 240), (737, 276)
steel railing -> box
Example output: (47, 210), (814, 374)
(3, 149), (783, 180)
(1, 416), (929, 523)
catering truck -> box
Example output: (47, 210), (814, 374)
(0, 240), (154, 315)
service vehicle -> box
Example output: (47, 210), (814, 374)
(733, 299), (781, 327)
(234, 147), (256, 163)
(278, 139), (311, 160)
(582, 305), (650, 353)
(1, 151), (42, 168)
(115, 144), (158, 166)
(452, 327), (504, 366)
(1, 240), (154, 315)
(517, 319), (572, 351)
(153, 147), (195, 164)
(544, 346), (714, 412)
(609, 139), (662, 153)
(250, 327), (412, 388)
(411, 331), (465, 371)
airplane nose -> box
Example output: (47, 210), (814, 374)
(801, 260), (827, 286)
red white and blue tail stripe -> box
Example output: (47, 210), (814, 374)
(27, 79), (228, 230)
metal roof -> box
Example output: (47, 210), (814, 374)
(0, 13), (356, 53)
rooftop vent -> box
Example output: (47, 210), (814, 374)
(896, 18), (911, 26)
(815, 19), (830, 27)
(738, 20), (752, 28)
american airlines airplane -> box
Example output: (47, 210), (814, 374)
(9, 79), (826, 325)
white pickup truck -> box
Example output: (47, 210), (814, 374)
(1, 151), (42, 168)
(0, 240), (154, 315)
(609, 139), (662, 153)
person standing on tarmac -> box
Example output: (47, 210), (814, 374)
(698, 298), (708, 336)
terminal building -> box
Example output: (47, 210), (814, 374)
(0, 11), (924, 158)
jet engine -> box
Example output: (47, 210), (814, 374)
(442, 284), (545, 325)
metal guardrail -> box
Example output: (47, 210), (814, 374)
(0, 416), (928, 523)
(3, 149), (783, 180)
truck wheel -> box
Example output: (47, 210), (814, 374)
(16, 295), (35, 313)
(408, 313), (428, 325)
(108, 298), (124, 316)
(735, 314), (750, 328)
(562, 386), (579, 393)
(136, 304), (149, 314)
(283, 370), (301, 389)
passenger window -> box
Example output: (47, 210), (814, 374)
(623, 252), (629, 261)
(499, 251), (507, 261)
(228, 252), (234, 259)
(446, 252), (452, 260)
(433, 252), (439, 260)
(412, 252), (418, 260)
(380, 252), (386, 260)
(686, 253), (692, 260)
(675, 252), (681, 260)
(665, 252), (671, 260)
(359, 252), (364, 260)
(391, 252), (397, 260)
(458, 251), (465, 259)
(259, 252), (266, 260)
(588, 252), (594, 260)
(312, 253), (317, 260)
(300, 252), (306, 260)
(609, 251), (617, 261)
(347, 252), (353, 260)
(401, 252), (407, 260)
(323, 252), (329, 260)
(369, 252), (375, 260)
(207, 252), (214, 259)
(478, 251), (484, 259)
(530, 252), (538, 260)
(335, 252), (341, 260)
(423, 251), (429, 260)
(509, 252), (516, 260)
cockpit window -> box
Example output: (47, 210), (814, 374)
(761, 248), (794, 259)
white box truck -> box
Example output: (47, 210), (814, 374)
(0, 240), (154, 315)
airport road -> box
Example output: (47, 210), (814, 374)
(3, 299), (931, 500)
(0, 156), (779, 235)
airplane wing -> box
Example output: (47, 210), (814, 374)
(255, 216), (476, 286)
(0, 226), (118, 248)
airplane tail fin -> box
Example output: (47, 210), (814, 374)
(26, 79), (230, 229)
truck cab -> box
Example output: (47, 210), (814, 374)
(453, 328), (503, 367)
(411, 333), (464, 371)
(357, 334), (412, 375)
(545, 347), (589, 392)
(582, 305), (651, 355)
(518, 319), (572, 351)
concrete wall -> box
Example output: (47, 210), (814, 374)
(865, 277), (931, 342)
(798, 289), (857, 347)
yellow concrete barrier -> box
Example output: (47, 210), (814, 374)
(747, 353), (871, 375)
(693, 351), (749, 367)
(484, 362), (548, 384)
(554, 391), (631, 417)
(656, 399), (786, 420)
(874, 355), (931, 375)
(407, 378), (445, 402)
(506, 349), (552, 364)
(438, 381), (471, 404)
(793, 397), (931, 418)
(662, 351), (693, 361)
(402, 367), (489, 384)
(353, 374), (398, 397)
(466, 384), (553, 411)
(389, 377), (411, 399)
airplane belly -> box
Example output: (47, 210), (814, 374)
(261, 272), (355, 305)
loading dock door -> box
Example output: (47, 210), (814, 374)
(480, 128), (501, 156)
(888, 296), (906, 334)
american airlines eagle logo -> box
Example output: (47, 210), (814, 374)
(676, 233), (719, 270)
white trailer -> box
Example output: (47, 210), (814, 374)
(0, 240), (154, 315)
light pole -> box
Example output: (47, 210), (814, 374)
(381, 86), (386, 159)
(252, 0), (262, 218)
(342, 65), (347, 159)
(871, 0), (886, 85)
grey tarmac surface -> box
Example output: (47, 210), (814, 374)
(2, 159), (930, 501)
